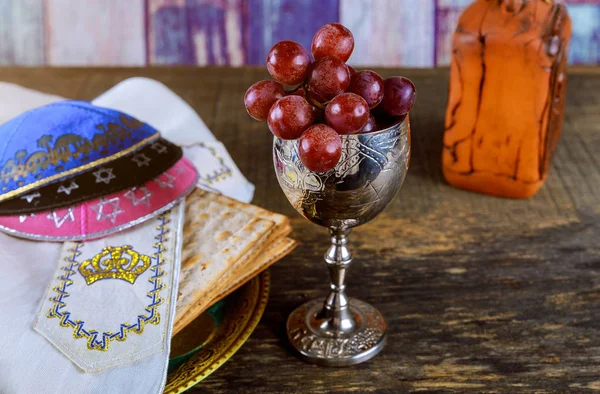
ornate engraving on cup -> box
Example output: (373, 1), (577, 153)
(287, 299), (387, 365)
(273, 119), (410, 229)
(275, 119), (410, 366)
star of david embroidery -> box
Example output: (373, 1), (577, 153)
(93, 168), (116, 185)
(91, 197), (124, 224)
(150, 142), (168, 154)
(46, 209), (75, 229)
(155, 172), (175, 189)
(124, 187), (152, 206)
(57, 181), (79, 195)
(19, 213), (36, 223)
(20, 192), (41, 203)
(132, 153), (151, 167)
(174, 165), (186, 175)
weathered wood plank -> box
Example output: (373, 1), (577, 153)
(148, 0), (245, 66)
(0, 0), (44, 65)
(341, 0), (435, 67)
(3, 0), (600, 67)
(434, 0), (473, 66)
(44, 0), (146, 65)
(566, 3), (600, 65)
(0, 67), (598, 392)
(245, 0), (339, 66)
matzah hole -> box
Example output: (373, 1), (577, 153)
(218, 231), (232, 241)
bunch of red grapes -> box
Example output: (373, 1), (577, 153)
(244, 23), (416, 173)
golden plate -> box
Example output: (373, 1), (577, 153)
(164, 271), (270, 393)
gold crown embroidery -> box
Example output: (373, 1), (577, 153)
(0, 114), (146, 186)
(78, 245), (151, 285)
(46, 212), (170, 352)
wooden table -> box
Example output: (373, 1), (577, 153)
(2, 67), (599, 393)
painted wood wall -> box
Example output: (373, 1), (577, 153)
(0, 0), (598, 66)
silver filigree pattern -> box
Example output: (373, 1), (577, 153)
(273, 120), (410, 229)
(277, 119), (410, 366)
(287, 298), (387, 363)
(47, 209), (75, 228)
(131, 153), (151, 167)
(91, 197), (124, 223)
(174, 163), (186, 175)
(150, 142), (167, 154)
(155, 172), (175, 189)
(57, 181), (79, 195)
(20, 192), (41, 203)
(124, 187), (152, 206)
(92, 168), (116, 185)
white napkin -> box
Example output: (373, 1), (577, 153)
(34, 206), (184, 372)
(93, 78), (255, 203)
(0, 79), (254, 394)
(93, 78), (217, 145)
(0, 231), (176, 394)
(0, 83), (65, 125)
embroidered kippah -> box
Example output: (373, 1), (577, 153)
(0, 158), (198, 241)
(0, 137), (182, 215)
(0, 100), (160, 202)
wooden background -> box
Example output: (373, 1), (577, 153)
(0, 0), (599, 67)
(0, 66), (597, 392)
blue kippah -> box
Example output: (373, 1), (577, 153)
(0, 100), (159, 202)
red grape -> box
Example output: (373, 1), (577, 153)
(267, 96), (314, 140)
(347, 65), (358, 75)
(381, 77), (416, 116)
(244, 80), (285, 121)
(325, 93), (369, 135)
(298, 124), (342, 172)
(267, 41), (311, 85)
(307, 57), (351, 102)
(347, 70), (384, 109)
(311, 23), (354, 62)
(287, 86), (324, 122)
(358, 114), (376, 133)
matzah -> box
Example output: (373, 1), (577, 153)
(174, 189), (293, 334)
(200, 237), (296, 311)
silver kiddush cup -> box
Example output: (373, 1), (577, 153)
(273, 117), (411, 366)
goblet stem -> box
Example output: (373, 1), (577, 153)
(318, 228), (358, 335)
(286, 226), (387, 366)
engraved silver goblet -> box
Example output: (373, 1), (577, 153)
(273, 118), (411, 366)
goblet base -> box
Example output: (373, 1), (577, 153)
(287, 298), (387, 367)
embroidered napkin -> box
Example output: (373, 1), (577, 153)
(0, 80), (256, 394)
(0, 229), (179, 393)
(94, 78), (255, 203)
(35, 203), (185, 372)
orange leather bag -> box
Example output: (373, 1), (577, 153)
(442, 0), (571, 198)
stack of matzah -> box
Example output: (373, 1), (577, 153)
(173, 189), (295, 334)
